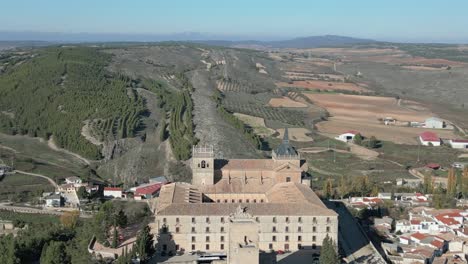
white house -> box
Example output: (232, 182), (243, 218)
(45, 193), (63, 207)
(335, 130), (360, 142)
(103, 187), (123, 198)
(65, 176), (82, 185)
(449, 139), (468, 149)
(396, 220), (411, 233)
(419, 131), (441, 146)
(424, 117), (445, 129)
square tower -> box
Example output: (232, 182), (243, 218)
(191, 145), (214, 186)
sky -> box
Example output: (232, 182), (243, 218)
(1, 0), (468, 43)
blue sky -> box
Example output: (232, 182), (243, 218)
(1, 0), (468, 42)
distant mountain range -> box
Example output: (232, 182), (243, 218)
(197, 35), (378, 49)
(0, 31), (377, 49)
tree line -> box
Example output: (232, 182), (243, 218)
(0, 47), (146, 159)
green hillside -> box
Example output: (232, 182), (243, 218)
(0, 47), (146, 159)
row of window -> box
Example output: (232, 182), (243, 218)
(163, 216), (331, 224)
(191, 236), (225, 242)
(216, 198), (265, 203)
(271, 235), (319, 242)
(182, 243), (316, 252)
(168, 225), (330, 234)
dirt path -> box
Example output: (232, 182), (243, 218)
(47, 136), (91, 165)
(348, 143), (379, 160)
(14, 170), (58, 188)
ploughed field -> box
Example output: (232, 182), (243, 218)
(306, 93), (458, 144)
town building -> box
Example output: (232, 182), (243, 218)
(425, 117), (445, 129)
(135, 182), (162, 199)
(45, 193), (63, 207)
(449, 139), (468, 149)
(419, 131), (441, 146)
(65, 176), (83, 185)
(154, 130), (338, 260)
(103, 187), (123, 198)
(335, 130), (360, 143)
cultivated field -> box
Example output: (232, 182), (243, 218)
(268, 97), (307, 108)
(233, 113), (276, 136)
(277, 80), (368, 92)
(276, 128), (314, 142)
(306, 94), (458, 144)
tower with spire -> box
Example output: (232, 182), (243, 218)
(272, 128), (300, 160)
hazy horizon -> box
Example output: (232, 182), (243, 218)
(2, 0), (468, 44)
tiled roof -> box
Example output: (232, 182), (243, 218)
(135, 183), (162, 195)
(420, 131), (440, 142)
(104, 187), (122, 191)
(411, 232), (427, 240)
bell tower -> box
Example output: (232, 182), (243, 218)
(191, 145), (214, 186)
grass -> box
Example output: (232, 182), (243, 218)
(0, 173), (54, 202)
(377, 141), (461, 168)
(0, 133), (90, 182)
(0, 210), (60, 225)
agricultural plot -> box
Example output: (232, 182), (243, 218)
(268, 97), (307, 108)
(222, 100), (305, 126)
(0, 173), (54, 202)
(216, 79), (253, 93)
(277, 80), (368, 92)
(306, 93), (458, 144)
(233, 113), (276, 136)
(276, 128), (313, 142)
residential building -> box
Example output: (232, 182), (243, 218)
(335, 130), (360, 143)
(103, 187), (123, 198)
(448, 139), (468, 149)
(425, 117), (445, 129)
(419, 131), (441, 146)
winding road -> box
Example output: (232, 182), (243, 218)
(14, 170), (58, 188)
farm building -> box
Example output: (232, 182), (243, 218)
(335, 130), (360, 142)
(424, 117), (445, 129)
(419, 131), (441, 146)
(65, 176), (82, 185)
(45, 193), (63, 207)
(135, 182), (163, 199)
(103, 187), (123, 198)
(448, 139), (468, 149)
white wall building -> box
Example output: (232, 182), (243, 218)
(424, 117), (445, 129)
(335, 130), (360, 143)
(103, 187), (122, 198)
(419, 132), (441, 146)
(449, 139), (468, 149)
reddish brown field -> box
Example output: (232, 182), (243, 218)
(277, 80), (368, 92)
(305, 93), (457, 144)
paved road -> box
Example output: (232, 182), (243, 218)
(14, 170), (58, 188)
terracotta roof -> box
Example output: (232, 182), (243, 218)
(451, 139), (468, 143)
(411, 219), (421, 225)
(135, 183), (162, 195)
(420, 131), (440, 142)
(344, 130), (360, 135)
(104, 187), (122, 191)
(431, 239), (444, 249)
(435, 215), (460, 226)
(426, 163), (441, 169)
(215, 159), (276, 171)
(411, 232), (428, 240)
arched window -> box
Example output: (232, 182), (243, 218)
(201, 160), (206, 168)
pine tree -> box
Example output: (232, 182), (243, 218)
(40, 241), (68, 264)
(134, 225), (154, 261)
(319, 235), (340, 264)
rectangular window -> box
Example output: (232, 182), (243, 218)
(206, 217), (210, 223)
(192, 217), (195, 223)
(224, 199), (228, 203)
(192, 244), (196, 250)
(313, 226), (316, 232)
(221, 217), (224, 223)
(298, 217), (302, 223)
(176, 244), (179, 251)
(313, 236), (316, 242)
(206, 236), (210, 242)
(286, 217), (289, 223)
(192, 227), (195, 233)
(273, 217), (277, 223)
(285, 226), (289, 232)
(298, 226), (302, 232)
(192, 236), (196, 242)
(269, 243), (273, 249)
(326, 226), (330, 233)
(286, 177), (291, 182)
(176, 218), (179, 223)
(238, 199), (242, 203)
(246, 199), (250, 203)
(272, 235), (276, 242)
(217, 199), (220, 203)
(256, 217), (260, 222)
(221, 236), (224, 242)
(206, 227), (210, 233)
(260, 199), (264, 203)
(272, 226), (277, 232)
(285, 236), (289, 242)
(313, 217), (317, 223)
(221, 244), (224, 250)
(298, 236), (302, 242)
(221, 227), (225, 233)
(176, 227), (180, 233)
(163, 218), (167, 223)
(232, 199), (235, 203)
(253, 199), (257, 203)
(206, 244), (210, 250)
(298, 244), (302, 250)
